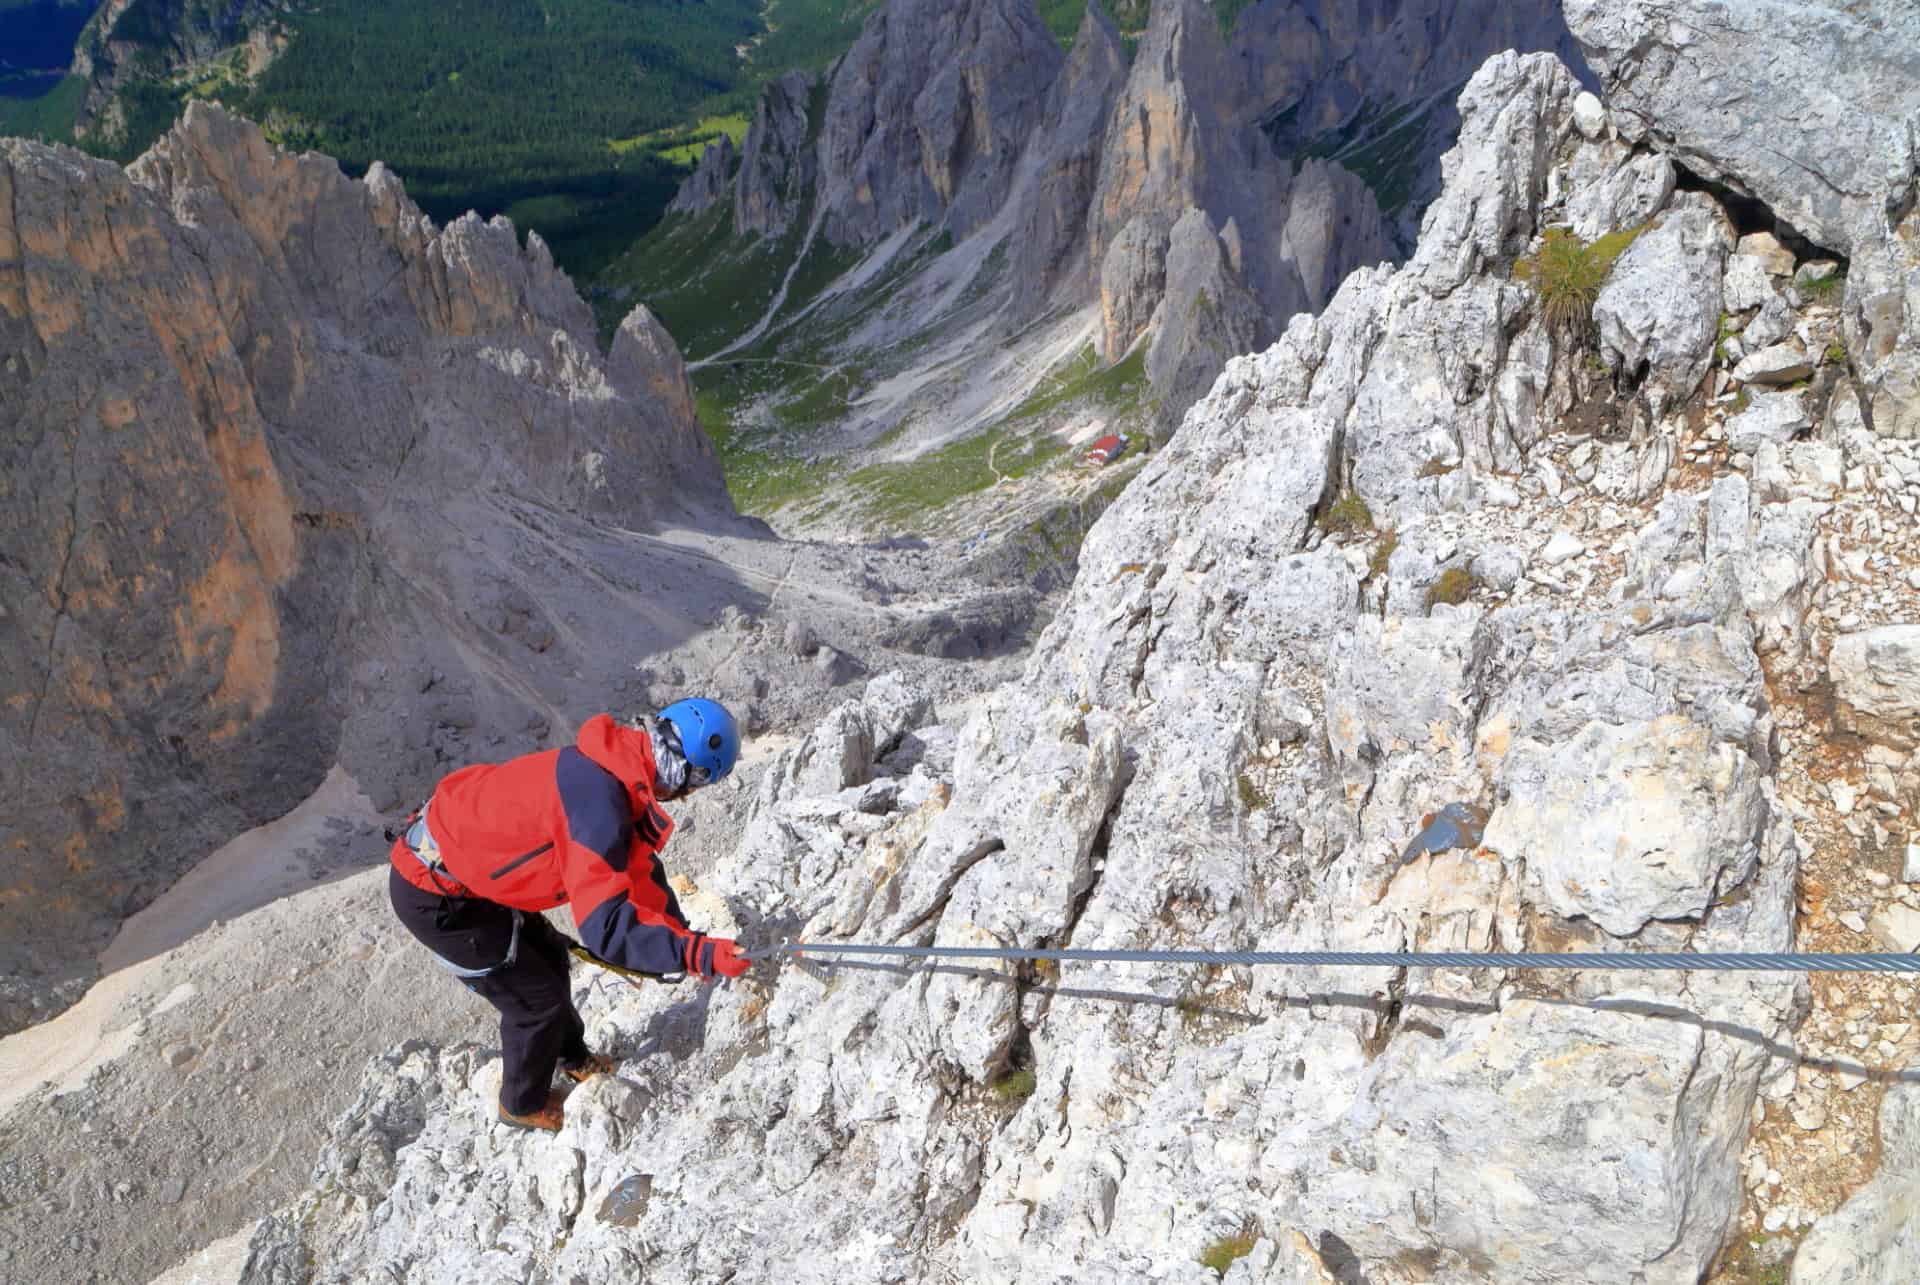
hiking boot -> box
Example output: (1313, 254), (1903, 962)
(560, 1052), (618, 1084)
(498, 1089), (566, 1133)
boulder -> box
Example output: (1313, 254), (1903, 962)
(1738, 232), (1798, 278)
(1572, 90), (1607, 139)
(1723, 252), (1779, 313)
(1831, 626), (1920, 749)
(1486, 715), (1768, 936)
(1593, 193), (1731, 415)
(1565, 150), (1676, 243)
(1568, 0), (1920, 261)
(1726, 392), (1811, 453)
(1734, 342), (1816, 386)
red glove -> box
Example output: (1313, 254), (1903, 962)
(705, 939), (751, 980)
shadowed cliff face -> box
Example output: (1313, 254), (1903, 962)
(0, 103), (735, 1033)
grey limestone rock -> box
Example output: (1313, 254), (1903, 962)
(126, 21), (1920, 1281)
(1565, 0), (1920, 263)
(1592, 191), (1731, 415)
(733, 71), (816, 238)
(1410, 51), (1579, 295)
(1743, 295), (1796, 350)
(1727, 391), (1812, 453)
(666, 134), (736, 217)
(1724, 252), (1781, 315)
(1564, 148), (1676, 242)
(1734, 341), (1817, 386)
(1007, 3), (1129, 320)
(1792, 1079), (1920, 1283)
(1830, 626), (1920, 750)
(1486, 715), (1768, 936)
(816, 0), (1062, 246)
(1566, 0), (1920, 440)
(1145, 209), (1272, 422)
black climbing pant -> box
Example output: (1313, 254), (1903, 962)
(388, 867), (588, 1115)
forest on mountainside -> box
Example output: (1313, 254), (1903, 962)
(0, 0), (881, 275)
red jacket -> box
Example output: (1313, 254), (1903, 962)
(390, 714), (722, 977)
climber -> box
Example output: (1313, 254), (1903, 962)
(387, 699), (751, 1133)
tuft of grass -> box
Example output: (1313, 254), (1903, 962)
(1824, 340), (1847, 365)
(1236, 773), (1270, 813)
(1802, 270), (1846, 301)
(990, 1068), (1037, 1106)
(1368, 528), (1398, 581)
(1731, 387), (1752, 415)
(1320, 491), (1373, 537)
(1199, 1224), (1261, 1275)
(1517, 224), (1645, 332)
(1425, 566), (1478, 610)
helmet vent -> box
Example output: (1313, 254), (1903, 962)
(709, 734), (724, 750)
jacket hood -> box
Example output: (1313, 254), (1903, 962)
(575, 714), (660, 798)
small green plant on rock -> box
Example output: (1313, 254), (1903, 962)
(1825, 340), (1848, 365)
(1236, 773), (1271, 813)
(1803, 270), (1846, 301)
(1517, 224), (1645, 332)
(1731, 387), (1752, 415)
(1368, 528), (1398, 581)
(1199, 1224), (1261, 1276)
(1425, 566), (1478, 610)
(990, 1068), (1036, 1107)
(1320, 491), (1373, 537)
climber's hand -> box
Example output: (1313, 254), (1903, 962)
(702, 938), (751, 980)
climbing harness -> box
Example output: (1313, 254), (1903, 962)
(745, 942), (1920, 974)
(400, 802), (523, 979)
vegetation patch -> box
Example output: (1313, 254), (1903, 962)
(1425, 566), (1479, 610)
(1516, 224), (1647, 332)
(1199, 1224), (1261, 1276)
(1802, 270), (1846, 301)
(1714, 1238), (1794, 1285)
(611, 113), (750, 162)
(0, 72), (85, 143)
(604, 203), (796, 358)
(1319, 491), (1374, 537)
(1236, 773), (1270, 813)
(989, 1068), (1037, 1107)
(1825, 340), (1848, 364)
(1301, 95), (1438, 218)
(1005, 344), (1151, 424)
(850, 424), (1073, 530)
(1368, 528), (1399, 581)
(693, 385), (834, 516)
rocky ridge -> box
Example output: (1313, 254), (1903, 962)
(218, 12), (1920, 1282)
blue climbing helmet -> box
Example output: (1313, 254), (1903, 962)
(659, 697), (741, 785)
